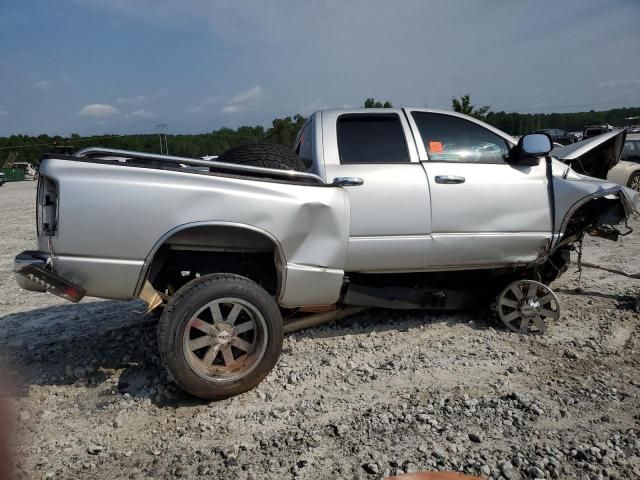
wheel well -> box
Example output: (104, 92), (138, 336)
(561, 196), (628, 245)
(144, 225), (283, 297)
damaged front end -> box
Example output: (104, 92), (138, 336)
(529, 131), (639, 283)
(559, 189), (636, 246)
(547, 130), (639, 277)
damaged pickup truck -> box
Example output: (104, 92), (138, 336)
(15, 108), (639, 399)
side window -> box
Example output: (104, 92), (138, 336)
(337, 114), (410, 164)
(411, 112), (510, 163)
(295, 121), (313, 171)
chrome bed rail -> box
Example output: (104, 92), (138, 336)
(73, 147), (326, 185)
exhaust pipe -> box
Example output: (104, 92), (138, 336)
(284, 307), (368, 334)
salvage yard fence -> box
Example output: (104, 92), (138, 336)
(0, 168), (25, 182)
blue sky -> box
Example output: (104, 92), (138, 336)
(1, 0), (639, 136)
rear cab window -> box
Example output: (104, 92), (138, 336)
(337, 114), (410, 164)
(294, 120), (314, 171)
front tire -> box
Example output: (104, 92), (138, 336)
(158, 274), (283, 399)
(627, 171), (640, 192)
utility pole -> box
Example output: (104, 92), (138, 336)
(155, 123), (169, 154)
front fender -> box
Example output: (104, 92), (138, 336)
(553, 168), (638, 247)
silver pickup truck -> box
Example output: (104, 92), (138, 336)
(15, 108), (638, 399)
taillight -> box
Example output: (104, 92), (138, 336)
(38, 177), (58, 237)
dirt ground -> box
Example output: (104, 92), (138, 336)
(1, 180), (639, 480)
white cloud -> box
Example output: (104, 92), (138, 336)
(0, 110), (7, 116)
(33, 80), (53, 90)
(221, 86), (263, 114)
(125, 108), (156, 119)
(221, 105), (242, 114)
(115, 89), (169, 107)
(229, 86), (262, 105)
(597, 78), (640, 88)
(116, 95), (148, 106)
(185, 95), (217, 115)
(300, 99), (327, 115)
(77, 104), (120, 118)
(186, 105), (204, 114)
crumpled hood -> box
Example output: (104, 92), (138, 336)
(551, 157), (640, 218)
(552, 129), (627, 180)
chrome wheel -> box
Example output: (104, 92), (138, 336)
(629, 173), (640, 192)
(182, 297), (268, 382)
(497, 280), (560, 335)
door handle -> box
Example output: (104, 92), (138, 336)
(435, 175), (465, 184)
(332, 177), (364, 187)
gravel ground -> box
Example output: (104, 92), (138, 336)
(1, 180), (639, 480)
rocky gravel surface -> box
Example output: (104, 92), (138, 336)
(1, 181), (639, 479)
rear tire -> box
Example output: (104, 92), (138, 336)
(214, 143), (306, 172)
(158, 273), (283, 399)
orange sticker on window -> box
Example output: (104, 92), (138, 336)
(429, 141), (443, 153)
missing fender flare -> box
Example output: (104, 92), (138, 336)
(587, 220), (633, 242)
(562, 197), (631, 247)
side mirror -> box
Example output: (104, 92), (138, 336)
(509, 133), (552, 164)
(521, 133), (552, 155)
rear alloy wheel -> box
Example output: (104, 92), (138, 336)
(158, 274), (283, 399)
(183, 297), (267, 383)
(497, 280), (560, 335)
(627, 171), (640, 192)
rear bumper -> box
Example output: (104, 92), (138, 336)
(15, 250), (143, 300)
(14, 250), (49, 292)
(14, 250), (86, 302)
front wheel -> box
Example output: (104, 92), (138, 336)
(158, 274), (283, 399)
(627, 171), (640, 192)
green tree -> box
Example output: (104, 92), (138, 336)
(264, 114), (306, 147)
(363, 98), (393, 108)
(451, 94), (490, 120)
(4, 106), (640, 161)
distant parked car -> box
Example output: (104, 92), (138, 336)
(0, 172), (5, 187)
(11, 162), (38, 180)
(622, 133), (640, 163)
(583, 124), (614, 140)
(567, 131), (583, 142)
(534, 128), (574, 145)
(628, 125), (640, 134)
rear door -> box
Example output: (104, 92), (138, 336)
(322, 110), (431, 272)
(406, 109), (552, 268)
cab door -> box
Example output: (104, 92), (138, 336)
(322, 110), (431, 272)
(405, 109), (552, 268)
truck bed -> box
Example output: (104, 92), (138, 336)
(42, 147), (325, 185)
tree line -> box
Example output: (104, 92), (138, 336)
(1, 97), (639, 166)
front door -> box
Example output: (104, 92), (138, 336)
(406, 109), (552, 268)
